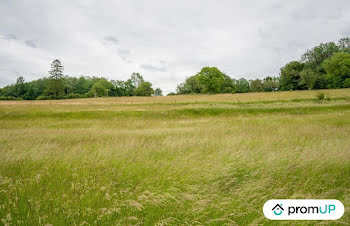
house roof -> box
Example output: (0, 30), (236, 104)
(272, 204), (284, 211)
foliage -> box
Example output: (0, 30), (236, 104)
(299, 69), (317, 90)
(235, 78), (250, 93)
(263, 76), (279, 92)
(130, 72), (144, 88)
(0, 60), (160, 99)
(47, 59), (65, 98)
(322, 52), (350, 88)
(135, 82), (154, 96)
(279, 61), (304, 91)
(154, 88), (163, 96)
(91, 78), (114, 97)
(250, 79), (264, 92)
(316, 92), (325, 100)
(338, 37), (350, 53)
(301, 42), (339, 73)
(176, 76), (201, 94)
(196, 67), (225, 93)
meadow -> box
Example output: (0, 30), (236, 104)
(0, 89), (350, 225)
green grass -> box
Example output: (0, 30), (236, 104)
(1, 89), (350, 225)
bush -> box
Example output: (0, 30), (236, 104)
(343, 78), (350, 88)
(36, 95), (52, 100)
(0, 96), (22, 100)
(316, 92), (325, 100)
(65, 93), (83, 99)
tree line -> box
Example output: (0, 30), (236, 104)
(0, 60), (162, 100)
(1, 37), (349, 100)
(175, 37), (350, 95)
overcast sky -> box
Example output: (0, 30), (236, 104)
(0, 0), (349, 93)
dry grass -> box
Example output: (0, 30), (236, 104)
(0, 89), (350, 225)
(1, 88), (349, 106)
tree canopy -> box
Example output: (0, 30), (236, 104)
(176, 37), (350, 95)
(0, 60), (161, 100)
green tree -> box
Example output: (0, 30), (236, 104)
(263, 76), (279, 92)
(301, 42), (339, 73)
(76, 77), (91, 94)
(154, 88), (163, 96)
(235, 78), (250, 93)
(130, 72), (144, 90)
(14, 76), (26, 98)
(124, 79), (136, 96)
(338, 37), (350, 54)
(250, 79), (264, 92)
(46, 59), (65, 98)
(279, 61), (304, 90)
(196, 67), (225, 93)
(64, 76), (78, 95)
(176, 76), (201, 94)
(299, 69), (317, 90)
(322, 52), (350, 88)
(221, 74), (235, 93)
(135, 82), (154, 96)
(343, 78), (350, 88)
(91, 78), (114, 97)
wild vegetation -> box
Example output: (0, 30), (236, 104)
(1, 88), (350, 224)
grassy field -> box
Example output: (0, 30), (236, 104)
(1, 89), (350, 225)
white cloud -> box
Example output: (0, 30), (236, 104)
(0, 0), (349, 93)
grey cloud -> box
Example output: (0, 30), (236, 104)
(341, 26), (350, 37)
(3, 34), (17, 40)
(24, 40), (37, 48)
(0, 0), (349, 94)
(140, 64), (167, 72)
(117, 48), (130, 58)
(104, 36), (118, 44)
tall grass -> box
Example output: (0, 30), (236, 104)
(0, 89), (349, 224)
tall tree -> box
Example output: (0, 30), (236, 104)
(130, 72), (144, 89)
(301, 42), (339, 73)
(135, 82), (154, 96)
(299, 69), (317, 90)
(14, 76), (25, 98)
(263, 76), (279, 92)
(279, 61), (304, 90)
(322, 52), (350, 88)
(250, 79), (264, 92)
(338, 37), (350, 53)
(221, 74), (235, 93)
(91, 78), (114, 97)
(47, 59), (65, 98)
(176, 76), (201, 94)
(235, 78), (250, 93)
(196, 67), (225, 93)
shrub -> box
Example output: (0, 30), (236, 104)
(36, 95), (52, 100)
(0, 96), (22, 100)
(316, 92), (325, 100)
(65, 93), (83, 99)
(344, 78), (350, 88)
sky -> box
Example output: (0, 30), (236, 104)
(0, 0), (349, 94)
